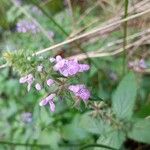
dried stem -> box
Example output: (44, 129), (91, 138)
(68, 34), (150, 60)
(33, 8), (150, 56)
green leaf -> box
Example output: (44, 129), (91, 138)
(112, 72), (137, 120)
(61, 115), (89, 141)
(79, 112), (111, 135)
(128, 119), (150, 144)
(95, 130), (126, 150)
(38, 130), (60, 149)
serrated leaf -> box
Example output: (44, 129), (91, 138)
(62, 115), (89, 141)
(79, 112), (111, 135)
(112, 72), (137, 120)
(95, 130), (126, 150)
(128, 119), (150, 144)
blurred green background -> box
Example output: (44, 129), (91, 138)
(0, 0), (150, 149)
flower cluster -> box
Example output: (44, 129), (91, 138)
(16, 19), (39, 34)
(19, 56), (90, 112)
(128, 59), (147, 72)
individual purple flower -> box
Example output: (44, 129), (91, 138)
(16, 19), (39, 34)
(19, 74), (34, 91)
(47, 79), (54, 86)
(68, 84), (90, 101)
(39, 94), (56, 112)
(37, 65), (43, 72)
(53, 56), (79, 77)
(19, 76), (28, 83)
(35, 83), (42, 91)
(21, 112), (32, 123)
(53, 56), (90, 77)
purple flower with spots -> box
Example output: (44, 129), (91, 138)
(68, 84), (90, 101)
(19, 74), (34, 91)
(47, 79), (54, 86)
(39, 94), (56, 112)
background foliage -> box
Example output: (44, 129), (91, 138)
(0, 0), (150, 149)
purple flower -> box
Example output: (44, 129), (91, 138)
(35, 83), (42, 91)
(47, 79), (54, 86)
(54, 59), (79, 76)
(39, 94), (56, 112)
(53, 56), (90, 77)
(68, 84), (90, 101)
(16, 19), (39, 34)
(37, 65), (43, 72)
(19, 74), (34, 91)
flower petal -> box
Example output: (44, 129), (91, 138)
(39, 98), (48, 106)
(49, 101), (55, 112)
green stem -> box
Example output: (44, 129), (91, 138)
(123, 0), (129, 75)
(31, 0), (68, 36)
(0, 141), (50, 149)
(80, 144), (119, 150)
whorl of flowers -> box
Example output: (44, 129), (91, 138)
(16, 19), (39, 34)
(19, 56), (90, 112)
